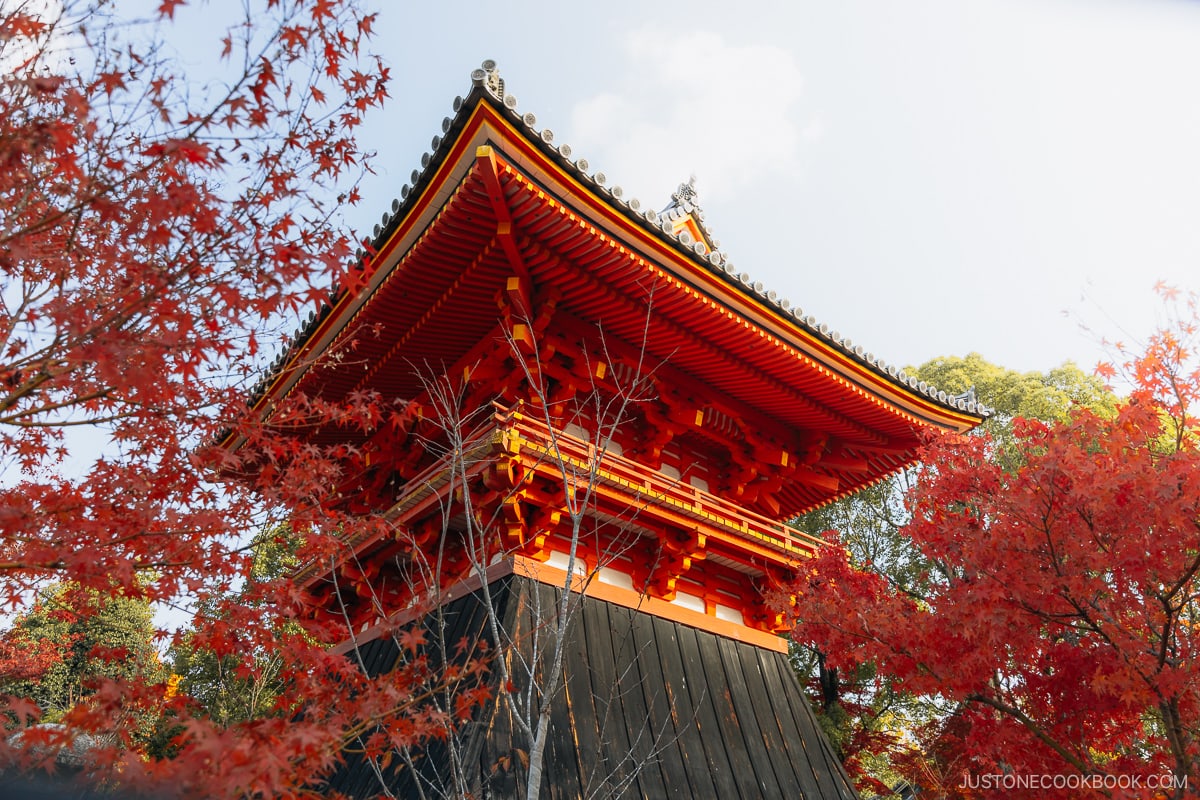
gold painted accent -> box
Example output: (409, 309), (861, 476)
(511, 323), (534, 352)
(670, 215), (709, 253)
(517, 434), (807, 558)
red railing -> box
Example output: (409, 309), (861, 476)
(299, 404), (823, 583)
(495, 405), (824, 562)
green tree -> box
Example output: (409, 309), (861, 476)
(791, 354), (1115, 795)
(166, 527), (303, 728)
(916, 354), (1116, 455)
(1, 583), (166, 740)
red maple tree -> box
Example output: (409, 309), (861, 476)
(792, 292), (1200, 799)
(0, 2), (477, 796)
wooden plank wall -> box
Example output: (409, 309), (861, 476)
(324, 577), (859, 799)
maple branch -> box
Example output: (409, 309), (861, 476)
(0, 388), (117, 426)
(0, 559), (67, 572)
(1162, 523), (1200, 603)
(1156, 594), (1177, 672)
(1158, 695), (1194, 796)
(964, 692), (1103, 788)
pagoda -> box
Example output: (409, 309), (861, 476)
(240, 62), (985, 798)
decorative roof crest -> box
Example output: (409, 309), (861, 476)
(470, 59), (504, 100)
(670, 175), (699, 209)
(660, 175), (719, 255)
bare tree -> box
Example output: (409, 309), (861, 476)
(313, 298), (707, 799)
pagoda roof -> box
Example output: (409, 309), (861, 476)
(256, 61), (983, 419)
(242, 61), (985, 515)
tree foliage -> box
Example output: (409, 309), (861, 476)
(797, 356), (1114, 592)
(166, 527), (303, 731)
(792, 293), (1200, 799)
(791, 355), (1116, 794)
(0, 2), (484, 796)
(1, 583), (165, 730)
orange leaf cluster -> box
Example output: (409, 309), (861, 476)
(793, 303), (1200, 798)
(0, 1), (481, 797)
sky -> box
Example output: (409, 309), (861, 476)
(338, 0), (1200, 377)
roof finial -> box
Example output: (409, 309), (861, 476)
(658, 176), (723, 257)
(471, 59), (504, 99)
(671, 174), (699, 208)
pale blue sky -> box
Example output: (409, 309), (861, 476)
(348, 0), (1200, 375)
(144, 0), (1200, 375)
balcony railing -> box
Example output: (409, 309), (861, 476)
(300, 404), (824, 584)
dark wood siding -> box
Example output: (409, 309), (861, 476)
(323, 577), (859, 799)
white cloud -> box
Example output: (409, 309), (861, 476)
(567, 26), (814, 211)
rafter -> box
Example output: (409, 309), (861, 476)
(522, 235), (889, 448)
(478, 145), (533, 292)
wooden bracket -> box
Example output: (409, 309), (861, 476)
(647, 528), (707, 602)
(478, 147), (532, 285)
